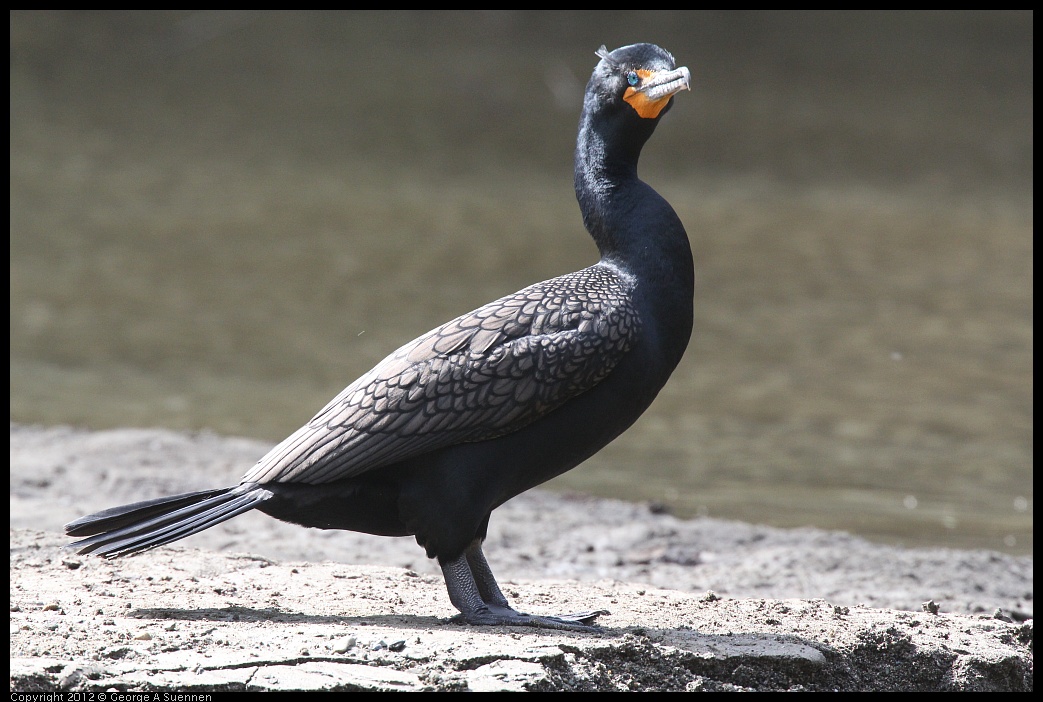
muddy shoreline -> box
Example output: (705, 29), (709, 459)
(9, 425), (1033, 691)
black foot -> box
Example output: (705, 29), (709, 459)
(450, 605), (609, 632)
(440, 542), (608, 632)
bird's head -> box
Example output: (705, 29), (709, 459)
(590, 43), (691, 121)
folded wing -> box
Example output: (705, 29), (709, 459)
(242, 265), (639, 485)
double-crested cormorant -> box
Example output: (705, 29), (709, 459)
(65, 43), (693, 631)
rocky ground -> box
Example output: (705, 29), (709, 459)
(9, 425), (1033, 691)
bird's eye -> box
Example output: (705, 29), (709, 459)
(626, 71), (640, 87)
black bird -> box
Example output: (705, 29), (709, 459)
(65, 43), (693, 631)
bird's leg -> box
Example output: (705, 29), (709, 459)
(441, 550), (494, 622)
(465, 541), (609, 627)
(439, 541), (608, 631)
(462, 539), (511, 608)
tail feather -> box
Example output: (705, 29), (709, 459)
(65, 484), (272, 558)
(65, 488), (230, 537)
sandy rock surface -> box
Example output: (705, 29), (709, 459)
(9, 425), (1033, 691)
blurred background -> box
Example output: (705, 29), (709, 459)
(10, 11), (1032, 554)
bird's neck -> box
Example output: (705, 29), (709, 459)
(573, 118), (693, 287)
(573, 115), (694, 367)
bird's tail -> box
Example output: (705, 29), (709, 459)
(64, 483), (272, 558)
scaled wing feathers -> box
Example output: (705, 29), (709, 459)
(241, 265), (639, 485)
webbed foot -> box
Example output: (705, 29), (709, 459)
(440, 542), (608, 632)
